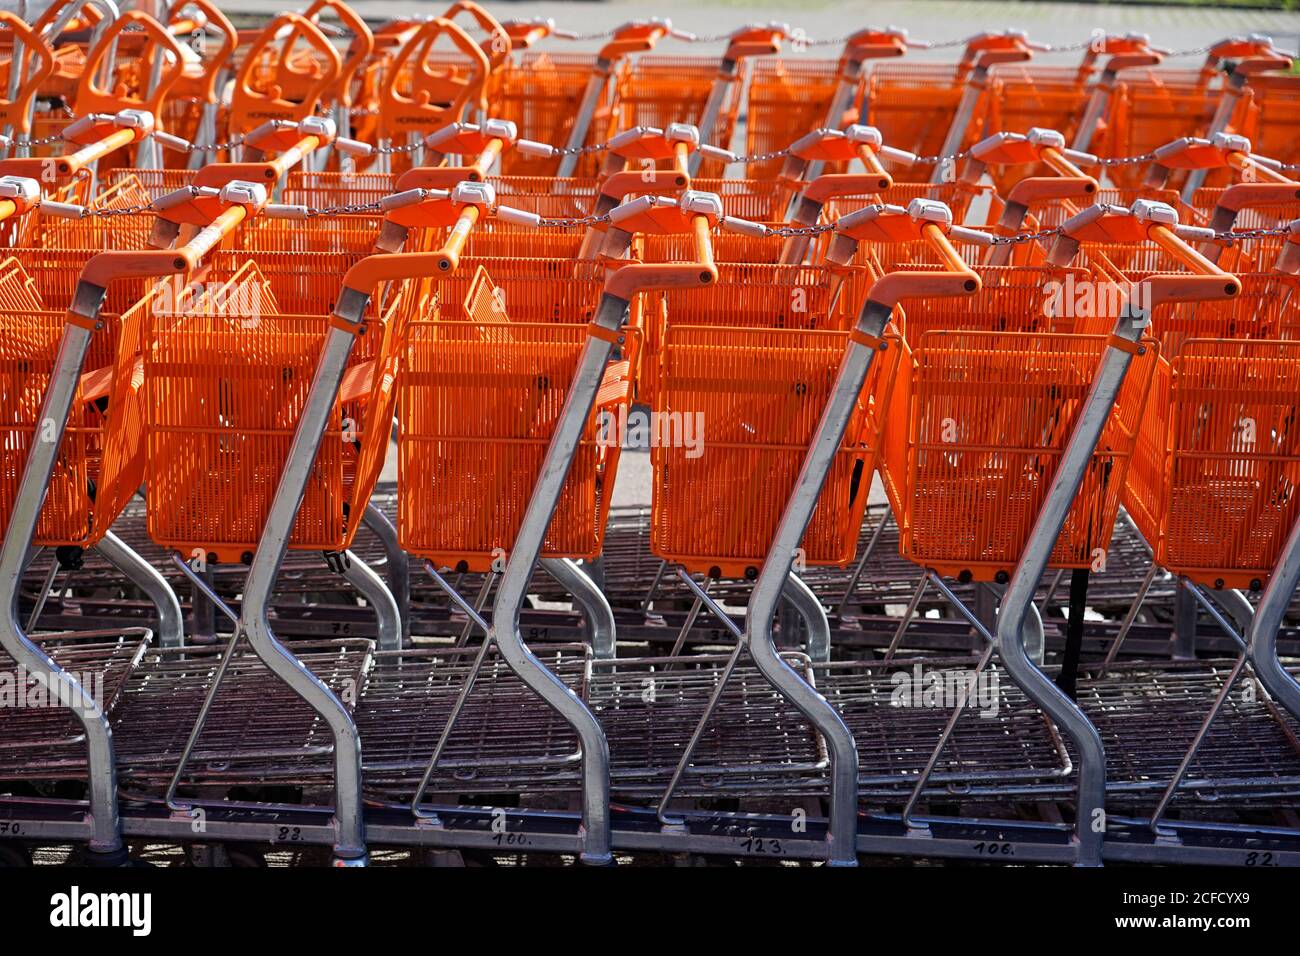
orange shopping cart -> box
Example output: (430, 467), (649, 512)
(0, 171), (274, 864)
(616, 22), (789, 177)
(862, 30), (1049, 184)
(742, 27), (927, 181)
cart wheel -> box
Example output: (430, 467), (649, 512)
(0, 844), (31, 867)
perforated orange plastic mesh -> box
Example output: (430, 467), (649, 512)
(745, 59), (841, 179)
(1235, 76), (1300, 175)
(143, 277), (403, 562)
(397, 261), (639, 571)
(985, 66), (1089, 149)
(881, 326), (1157, 581)
(650, 322), (901, 577)
(861, 63), (975, 183)
(493, 52), (615, 178)
(0, 257), (43, 312)
(615, 57), (740, 155)
(1098, 72), (1216, 188)
(0, 299), (143, 547)
(1125, 339), (1300, 588)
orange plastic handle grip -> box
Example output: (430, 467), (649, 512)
(230, 13), (342, 131)
(167, 0), (238, 102)
(379, 17), (490, 134)
(302, 0), (375, 100)
(0, 12), (55, 133)
(868, 223), (981, 308)
(442, 1), (510, 72)
(76, 10), (190, 120)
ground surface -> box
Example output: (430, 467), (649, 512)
(210, 0), (1300, 52)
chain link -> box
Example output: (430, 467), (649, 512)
(374, 141), (425, 155)
(988, 226), (1062, 246)
(1166, 45), (1212, 58)
(1210, 224), (1297, 243)
(534, 212), (612, 229)
(1099, 152), (1156, 167)
(174, 133), (247, 153)
(551, 141), (611, 158)
(562, 30), (617, 41)
(84, 199), (160, 219)
(15, 134), (65, 147)
(911, 149), (969, 167)
(724, 147), (790, 165)
(303, 198), (388, 218)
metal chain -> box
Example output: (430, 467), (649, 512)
(1210, 225), (1296, 243)
(562, 30), (617, 41)
(988, 226), (1062, 246)
(1166, 45), (1212, 58)
(1044, 39), (1095, 53)
(723, 147), (790, 165)
(534, 212), (612, 229)
(175, 133), (247, 153)
(551, 141), (611, 158)
(806, 33), (852, 48)
(1098, 152), (1156, 167)
(15, 133), (65, 147)
(911, 149), (969, 166)
(303, 198), (388, 218)
(925, 37), (971, 49)
(374, 141), (425, 155)
(84, 199), (160, 219)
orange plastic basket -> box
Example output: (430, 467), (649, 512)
(142, 267), (408, 563)
(1096, 70), (1216, 188)
(645, 261), (892, 577)
(1235, 74), (1300, 175)
(744, 57), (842, 179)
(492, 52), (621, 178)
(614, 56), (741, 154)
(861, 63), (976, 182)
(397, 260), (641, 572)
(650, 321), (899, 579)
(1124, 338), (1300, 589)
(0, 288), (148, 547)
(984, 65), (1090, 144)
(881, 326), (1157, 582)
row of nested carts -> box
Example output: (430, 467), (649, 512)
(0, 0), (1298, 867)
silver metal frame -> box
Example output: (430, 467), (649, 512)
(482, 292), (628, 864)
(95, 529), (184, 648)
(541, 557), (616, 660)
(0, 308), (123, 858)
(236, 296), (372, 865)
(993, 297), (1152, 866)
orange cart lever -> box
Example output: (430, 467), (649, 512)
(1048, 200), (1241, 310)
(601, 191), (720, 299)
(1143, 133), (1295, 190)
(0, 12), (56, 137)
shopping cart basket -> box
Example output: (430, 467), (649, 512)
(743, 27), (923, 181)
(862, 31), (1046, 184)
(0, 177), (263, 863)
